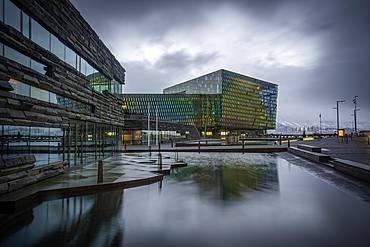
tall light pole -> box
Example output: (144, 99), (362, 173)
(353, 96), (358, 136)
(319, 114), (322, 135)
(334, 100), (345, 135)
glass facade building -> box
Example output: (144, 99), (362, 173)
(121, 69), (278, 137)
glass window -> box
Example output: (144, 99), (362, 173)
(31, 19), (49, 50)
(31, 59), (46, 74)
(22, 12), (29, 38)
(4, 45), (30, 67)
(51, 34), (64, 61)
(80, 57), (87, 75)
(65, 45), (76, 68)
(0, 0), (4, 22)
(50, 92), (57, 104)
(30, 126), (50, 167)
(0, 43), (3, 56)
(77, 55), (81, 71)
(4, 0), (21, 32)
(49, 127), (64, 165)
(31, 86), (49, 102)
(86, 63), (94, 77)
(9, 78), (30, 97)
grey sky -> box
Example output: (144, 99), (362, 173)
(71, 0), (370, 123)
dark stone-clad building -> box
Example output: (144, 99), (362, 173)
(0, 0), (128, 194)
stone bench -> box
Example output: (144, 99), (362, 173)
(297, 144), (321, 153)
(288, 147), (330, 163)
(333, 158), (370, 182)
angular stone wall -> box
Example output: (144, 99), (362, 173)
(12, 0), (125, 84)
(0, 155), (69, 195)
(0, 56), (125, 127)
(0, 10), (125, 127)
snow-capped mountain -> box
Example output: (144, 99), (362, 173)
(269, 119), (370, 134)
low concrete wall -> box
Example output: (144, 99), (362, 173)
(333, 158), (370, 182)
(297, 144), (321, 153)
(288, 147), (330, 163)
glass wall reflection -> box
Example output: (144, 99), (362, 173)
(0, 122), (122, 168)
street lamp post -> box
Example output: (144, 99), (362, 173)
(353, 96), (358, 136)
(335, 100), (345, 136)
(319, 114), (322, 135)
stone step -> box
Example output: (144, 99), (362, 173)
(288, 147), (330, 163)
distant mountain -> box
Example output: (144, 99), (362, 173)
(268, 119), (370, 134)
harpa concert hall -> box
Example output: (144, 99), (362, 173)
(120, 69), (278, 142)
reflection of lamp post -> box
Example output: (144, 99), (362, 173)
(204, 101), (210, 139)
(333, 100), (345, 135)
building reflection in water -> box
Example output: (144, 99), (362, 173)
(0, 189), (125, 247)
(167, 153), (280, 201)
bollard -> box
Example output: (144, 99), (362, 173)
(242, 139), (245, 149)
(98, 160), (103, 184)
(171, 140), (173, 148)
(279, 135), (281, 145)
(288, 139), (290, 148)
(199, 141), (201, 149)
(124, 142), (126, 151)
(206, 140), (207, 146)
(159, 142), (161, 152)
(149, 146), (151, 156)
(158, 153), (162, 170)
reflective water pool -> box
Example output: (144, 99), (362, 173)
(1, 153), (370, 247)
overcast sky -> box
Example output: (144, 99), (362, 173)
(71, 0), (370, 123)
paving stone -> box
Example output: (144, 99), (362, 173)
(8, 179), (22, 192)
(44, 170), (58, 178)
(0, 166), (20, 176)
(21, 175), (37, 187)
(35, 172), (46, 181)
(0, 182), (9, 194)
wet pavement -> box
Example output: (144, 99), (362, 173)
(1, 136), (369, 213)
(0, 153), (185, 213)
(288, 136), (370, 165)
(2, 152), (370, 247)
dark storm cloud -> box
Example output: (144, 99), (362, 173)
(70, 0), (370, 122)
(155, 50), (219, 71)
